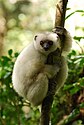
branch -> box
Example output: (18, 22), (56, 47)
(55, 0), (68, 27)
(40, 0), (68, 125)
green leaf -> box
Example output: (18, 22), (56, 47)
(4, 72), (11, 79)
(80, 78), (84, 87)
(66, 10), (84, 19)
(1, 56), (11, 67)
(2, 56), (11, 62)
(74, 36), (84, 41)
(14, 52), (19, 57)
(79, 103), (84, 108)
(8, 49), (13, 57)
(70, 86), (81, 95)
(63, 84), (73, 90)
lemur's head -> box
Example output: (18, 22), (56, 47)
(34, 32), (61, 55)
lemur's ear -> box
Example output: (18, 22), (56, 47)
(34, 35), (38, 41)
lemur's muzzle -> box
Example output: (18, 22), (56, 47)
(43, 41), (53, 51)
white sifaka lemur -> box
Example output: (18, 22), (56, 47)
(12, 29), (72, 106)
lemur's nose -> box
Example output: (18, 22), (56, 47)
(43, 43), (50, 51)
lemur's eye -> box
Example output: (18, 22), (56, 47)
(49, 41), (53, 45)
(40, 41), (43, 45)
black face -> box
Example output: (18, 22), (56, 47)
(40, 40), (53, 51)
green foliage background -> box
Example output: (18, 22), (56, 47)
(0, 0), (84, 125)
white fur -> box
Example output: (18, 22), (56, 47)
(12, 31), (72, 106)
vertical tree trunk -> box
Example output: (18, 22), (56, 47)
(40, 0), (68, 125)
